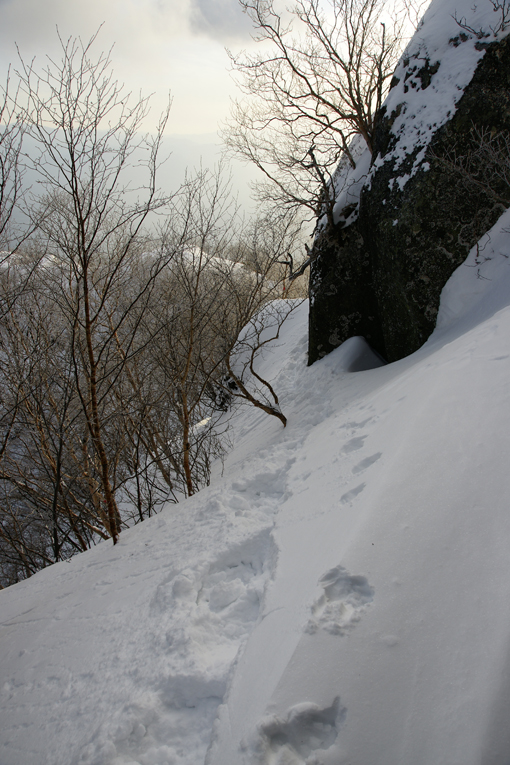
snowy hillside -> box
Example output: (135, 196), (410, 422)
(3, 0), (510, 760)
(2, 200), (510, 764)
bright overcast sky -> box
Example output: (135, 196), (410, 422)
(0, 0), (257, 136)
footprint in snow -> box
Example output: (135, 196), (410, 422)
(305, 565), (374, 636)
(340, 483), (365, 504)
(253, 697), (346, 765)
(352, 452), (382, 474)
(341, 435), (367, 453)
(340, 417), (373, 430)
(231, 461), (294, 501)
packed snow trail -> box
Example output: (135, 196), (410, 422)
(0, 302), (379, 765)
(206, 209), (510, 765)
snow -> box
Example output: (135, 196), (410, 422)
(3, 2), (510, 763)
(436, 206), (510, 330)
(2, 199), (510, 763)
(330, 136), (373, 227)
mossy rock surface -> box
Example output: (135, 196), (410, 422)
(308, 35), (510, 365)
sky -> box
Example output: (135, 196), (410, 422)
(0, 0), (269, 209)
(0, 0), (256, 137)
(0, 0), (428, 212)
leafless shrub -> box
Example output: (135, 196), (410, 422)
(0, 33), (305, 584)
(13, 31), (172, 544)
(453, 0), (510, 39)
(0, 70), (26, 254)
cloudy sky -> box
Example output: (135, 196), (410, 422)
(0, 0), (256, 136)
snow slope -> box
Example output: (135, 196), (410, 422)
(207, 217), (510, 765)
(3, 0), (510, 759)
(2, 202), (510, 764)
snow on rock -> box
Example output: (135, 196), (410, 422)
(331, 0), (510, 222)
(330, 136), (373, 227)
(310, 0), (510, 366)
(374, 0), (490, 184)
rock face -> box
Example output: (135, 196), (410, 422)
(308, 27), (510, 365)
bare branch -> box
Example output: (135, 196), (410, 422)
(223, 0), (422, 219)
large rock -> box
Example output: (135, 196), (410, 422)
(308, 18), (510, 364)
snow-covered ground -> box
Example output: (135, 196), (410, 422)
(2, 201), (510, 764)
(3, 1), (510, 762)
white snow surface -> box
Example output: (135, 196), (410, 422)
(3, 4), (510, 759)
(331, 135), (373, 227)
(2, 202), (510, 764)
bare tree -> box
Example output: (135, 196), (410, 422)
(0, 32), (308, 580)
(223, 0), (424, 221)
(0, 273), (111, 586)
(225, 300), (304, 427)
(453, 0), (510, 39)
(136, 168), (301, 496)
(0, 70), (26, 254)
(0, 160), (301, 583)
(0, 69), (44, 327)
(14, 31), (171, 544)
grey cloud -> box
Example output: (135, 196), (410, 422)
(189, 0), (254, 41)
